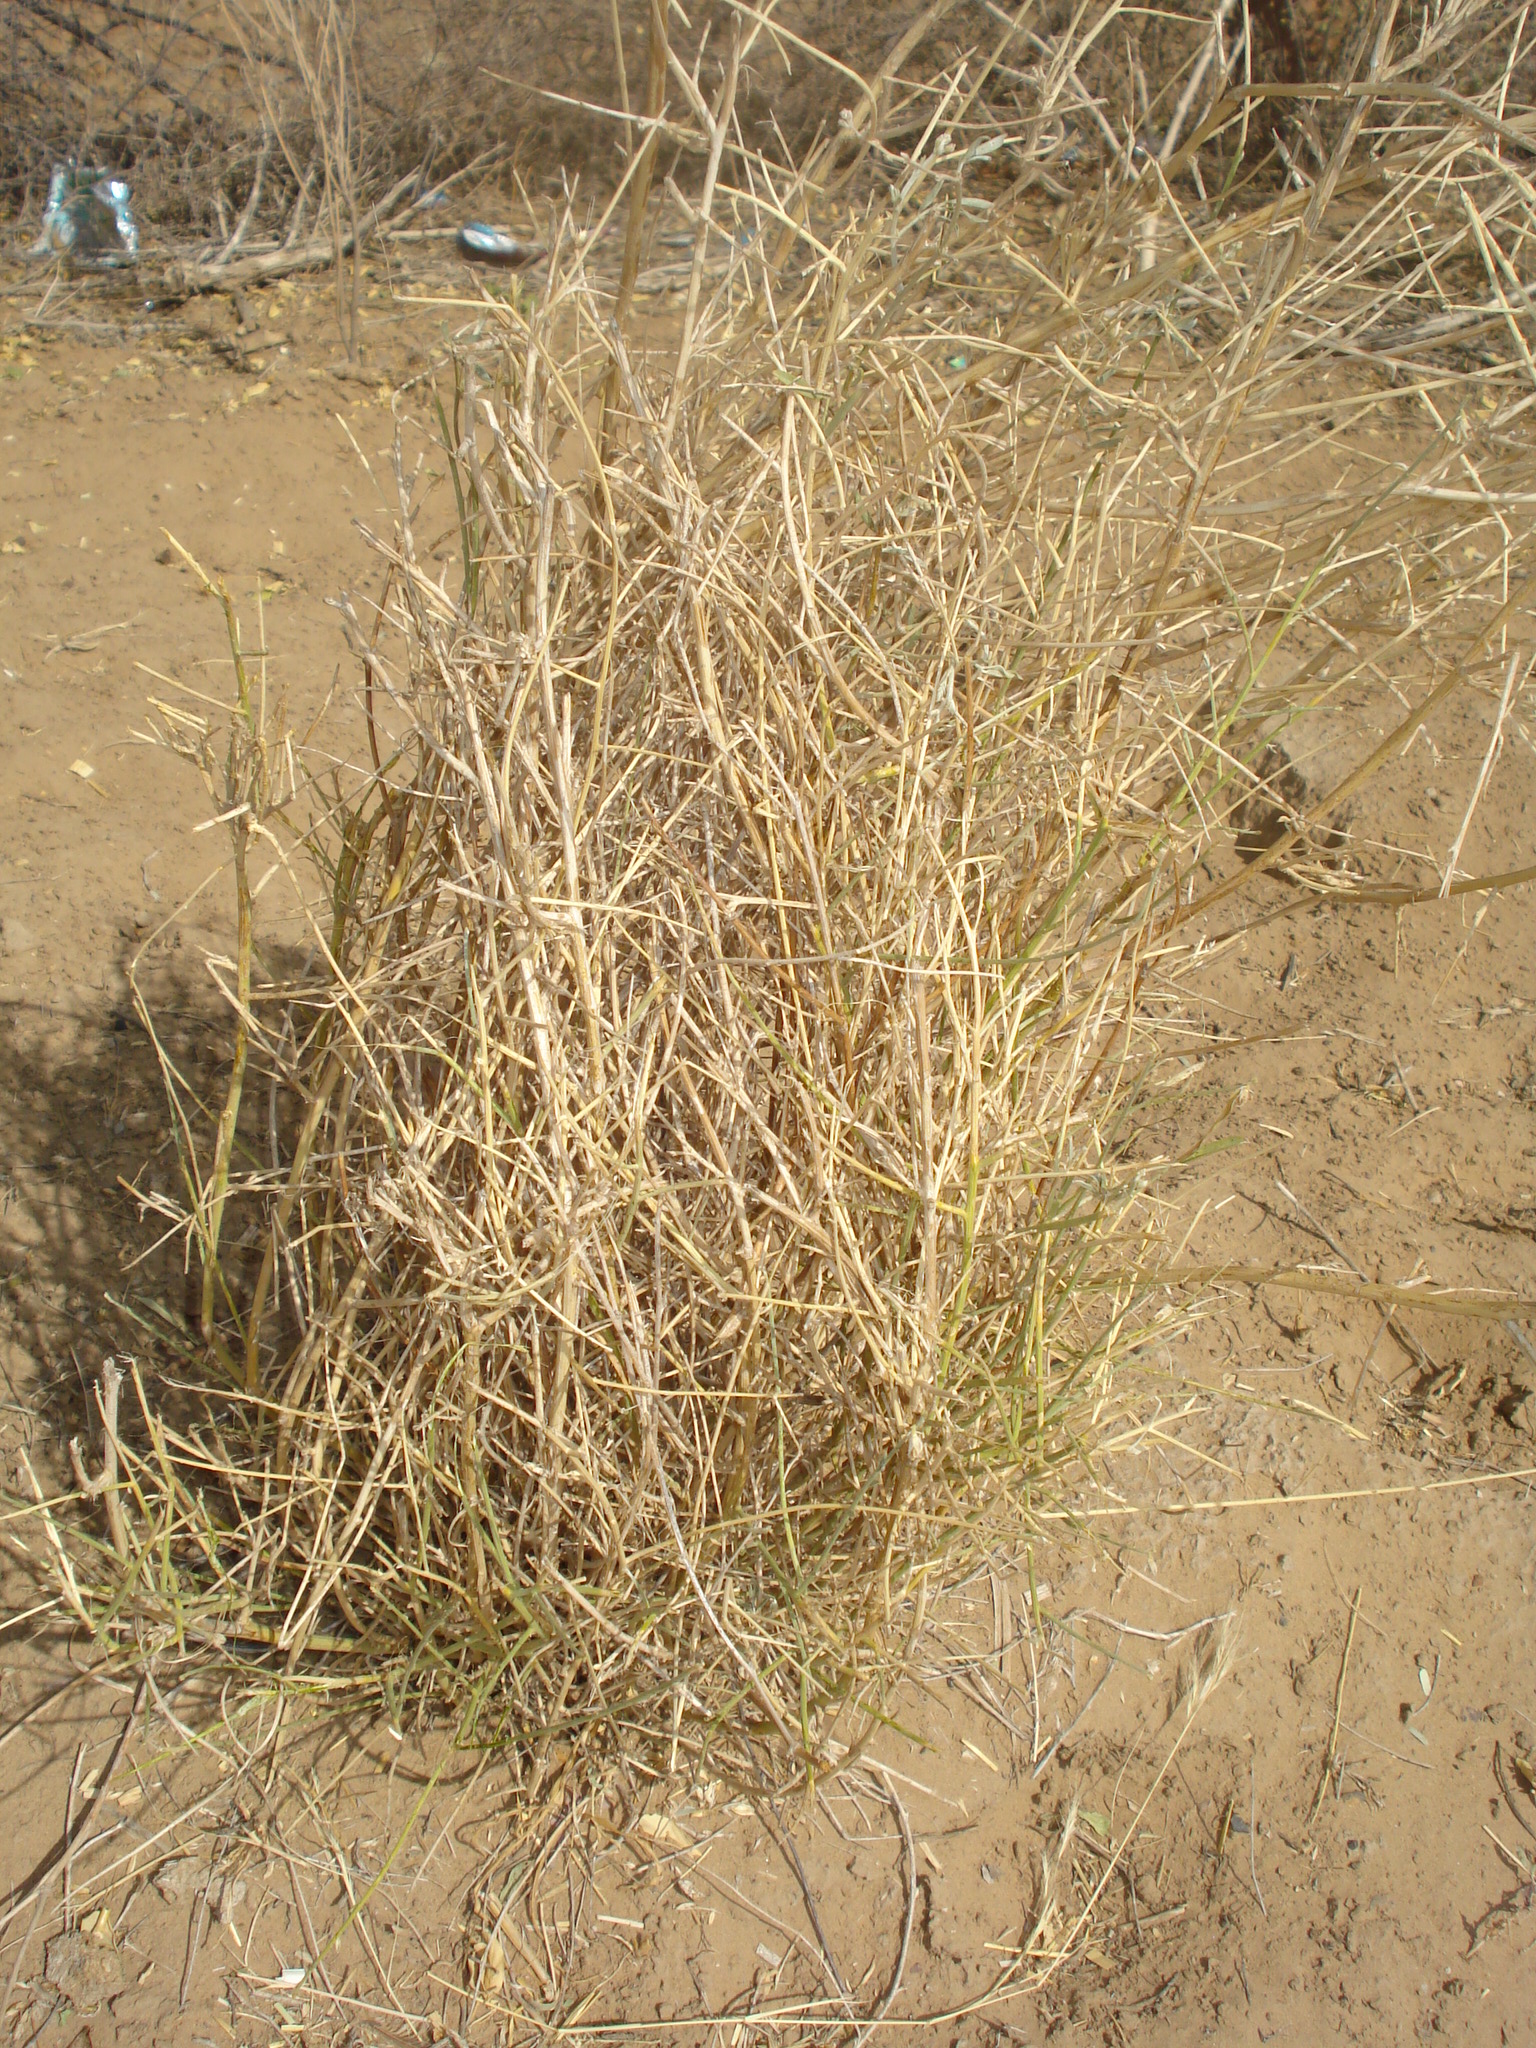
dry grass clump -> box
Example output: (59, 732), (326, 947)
(48, 1), (1533, 1795)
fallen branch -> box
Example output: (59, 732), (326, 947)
(161, 154), (500, 295)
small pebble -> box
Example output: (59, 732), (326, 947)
(152, 1855), (200, 1903)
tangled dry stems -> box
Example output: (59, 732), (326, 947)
(43, 0), (1534, 1811)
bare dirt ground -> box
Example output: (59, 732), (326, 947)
(2, 213), (1534, 2048)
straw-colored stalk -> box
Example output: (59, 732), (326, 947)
(67, 3), (1534, 1796)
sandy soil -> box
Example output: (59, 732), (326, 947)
(1, 232), (1533, 2048)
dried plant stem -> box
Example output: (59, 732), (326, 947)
(67, 1359), (129, 1562)
(857, 1768), (916, 2040)
(1441, 651), (1530, 896)
(1310, 1586), (1362, 1823)
(200, 811), (252, 1361)
(661, 22), (742, 443)
(602, 0), (670, 456)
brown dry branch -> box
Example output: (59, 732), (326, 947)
(40, 3), (1535, 1823)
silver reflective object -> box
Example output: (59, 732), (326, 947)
(32, 164), (140, 271)
(456, 222), (544, 269)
